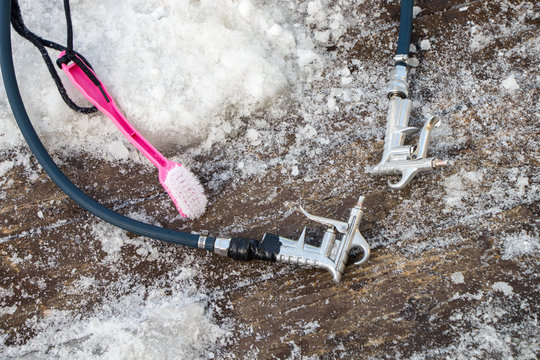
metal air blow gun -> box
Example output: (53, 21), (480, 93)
(211, 196), (370, 282)
(272, 196), (370, 282)
(372, 55), (447, 189)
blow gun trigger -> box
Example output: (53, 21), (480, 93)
(299, 206), (348, 234)
(388, 167), (419, 189)
(411, 115), (440, 160)
(352, 232), (371, 265)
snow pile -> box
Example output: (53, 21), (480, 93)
(6, 0), (316, 157)
(1, 221), (231, 359)
(0, 280), (228, 360)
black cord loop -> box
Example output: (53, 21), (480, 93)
(55, 0), (108, 103)
(1, 0), (206, 251)
(10, 0), (98, 114)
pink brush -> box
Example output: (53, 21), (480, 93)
(59, 52), (207, 219)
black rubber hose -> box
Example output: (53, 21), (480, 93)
(396, 0), (414, 56)
(0, 0), (212, 251)
(228, 234), (281, 262)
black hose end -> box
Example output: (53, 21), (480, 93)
(396, 0), (414, 56)
(228, 234), (281, 262)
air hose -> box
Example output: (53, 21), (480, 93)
(0, 0), (415, 281)
(0, 0), (285, 262)
(396, 0), (414, 57)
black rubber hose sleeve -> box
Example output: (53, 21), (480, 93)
(228, 234), (281, 262)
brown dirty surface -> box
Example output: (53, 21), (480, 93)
(1, 0), (539, 359)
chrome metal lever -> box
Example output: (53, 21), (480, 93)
(269, 196), (370, 282)
(373, 64), (447, 189)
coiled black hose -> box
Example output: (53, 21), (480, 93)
(1, 0), (415, 259)
(0, 0), (213, 251)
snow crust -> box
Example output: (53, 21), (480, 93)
(1, 221), (231, 359)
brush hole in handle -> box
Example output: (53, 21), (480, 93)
(130, 133), (167, 168)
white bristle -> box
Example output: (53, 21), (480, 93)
(164, 165), (207, 219)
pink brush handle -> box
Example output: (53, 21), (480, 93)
(59, 52), (168, 170)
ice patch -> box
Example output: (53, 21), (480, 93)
(501, 230), (539, 260)
(0, 160), (14, 178)
(443, 171), (484, 209)
(92, 222), (127, 262)
(502, 74), (519, 90)
(451, 272), (465, 284)
(492, 282), (514, 297)
(297, 124), (318, 140)
(443, 173), (467, 208)
(469, 25), (491, 51)
(516, 175), (529, 196)
(301, 321), (320, 335)
(246, 128), (260, 145)
(420, 39), (431, 51)
(0, 305), (17, 316)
